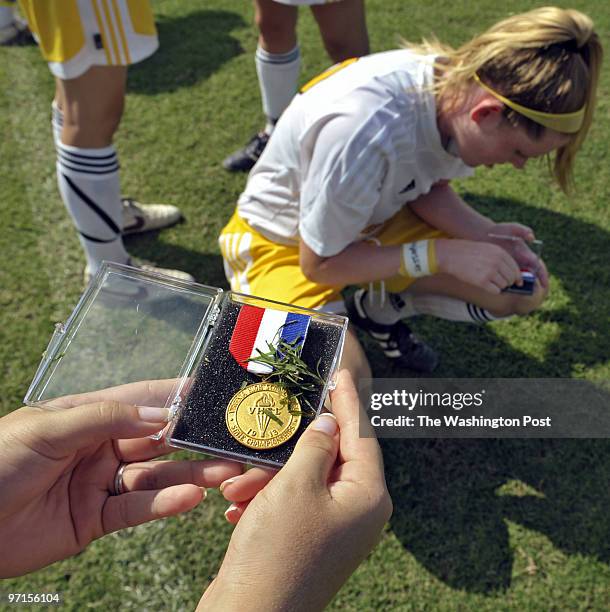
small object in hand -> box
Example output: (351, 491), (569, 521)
(503, 269), (536, 295)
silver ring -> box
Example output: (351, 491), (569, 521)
(113, 462), (129, 496)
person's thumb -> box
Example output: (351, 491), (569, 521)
(29, 401), (169, 457)
(281, 413), (339, 488)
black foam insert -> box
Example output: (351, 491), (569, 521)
(169, 300), (343, 466)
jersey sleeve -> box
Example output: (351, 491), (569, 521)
(299, 113), (390, 258)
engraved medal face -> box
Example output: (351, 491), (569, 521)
(225, 382), (301, 449)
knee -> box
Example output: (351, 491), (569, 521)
(63, 99), (124, 146)
(489, 282), (548, 318)
(322, 37), (368, 63)
(256, 12), (296, 50)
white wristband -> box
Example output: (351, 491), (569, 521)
(400, 240), (434, 277)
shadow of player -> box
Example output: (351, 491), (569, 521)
(128, 9), (247, 95)
(374, 195), (609, 593)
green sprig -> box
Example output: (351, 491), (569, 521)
(245, 321), (325, 418)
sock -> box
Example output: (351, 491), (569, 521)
(0, 6), (14, 30)
(404, 293), (507, 323)
(359, 289), (508, 324)
(51, 101), (63, 146)
(56, 141), (129, 274)
(255, 44), (300, 129)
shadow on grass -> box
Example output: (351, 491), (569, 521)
(373, 195), (610, 593)
(127, 9), (246, 95)
(124, 229), (229, 290)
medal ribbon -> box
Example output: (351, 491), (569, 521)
(229, 305), (311, 375)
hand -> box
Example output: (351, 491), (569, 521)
(0, 380), (242, 578)
(486, 222), (549, 288)
(199, 371), (392, 612)
(435, 238), (522, 294)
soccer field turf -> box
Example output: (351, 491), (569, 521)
(1, 1), (609, 609)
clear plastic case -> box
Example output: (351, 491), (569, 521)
(24, 262), (348, 468)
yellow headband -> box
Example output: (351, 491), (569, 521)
(473, 74), (585, 134)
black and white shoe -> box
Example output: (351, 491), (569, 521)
(222, 132), (270, 172)
(345, 289), (440, 373)
(121, 198), (182, 235)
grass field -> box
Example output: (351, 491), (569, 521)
(1, 0), (609, 609)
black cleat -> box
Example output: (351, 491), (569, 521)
(222, 132), (270, 172)
(345, 289), (440, 373)
(0, 20), (35, 46)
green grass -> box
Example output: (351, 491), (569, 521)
(1, 0), (609, 609)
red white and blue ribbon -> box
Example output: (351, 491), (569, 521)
(229, 305), (310, 375)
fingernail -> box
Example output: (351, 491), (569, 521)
(224, 503), (239, 522)
(200, 487), (208, 501)
(137, 406), (170, 422)
(219, 477), (239, 493)
(311, 413), (338, 436)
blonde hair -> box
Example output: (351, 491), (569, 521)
(407, 7), (603, 192)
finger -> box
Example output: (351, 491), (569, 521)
(116, 436), (179, 462)
(329, 371), (385, 479)
(516, 247), (539, 271)
(498, 258), (521, 286)
(492, 271), (510, 290)
(35, 401), (171, 457)
(102, 484), (205, 533)
(500, 252), (522, 283)
(121, 460), (243, 492)
(219, 467), (277, 503)
(281, 412), (340, 489)
(512, 224), (535, 241)
(483, 280), (502, 295)
(50, 379), (180, 410)
(224, 501), (249, 525)
(535, 259), (549, 289)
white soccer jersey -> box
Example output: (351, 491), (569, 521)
(238, 49), (474, 258)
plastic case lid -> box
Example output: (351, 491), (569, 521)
(24, 262), (222, 409)
(24, 262), (348, 467)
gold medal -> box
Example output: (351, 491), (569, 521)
(225, 382), (301, 449)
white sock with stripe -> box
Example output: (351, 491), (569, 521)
(56, 141), (129, 274)
(404, 293), (507, 323)
(358, 290), (508, 324)
(255, 45), (300, 133)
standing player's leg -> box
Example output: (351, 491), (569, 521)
(55, 66), (131, 278)
(55, 67), (193, 282)
(310, 0), (369, 62)
(52, 84), (182, 240)
(223, 0), (300, 172)
(19, 0), (192, 282)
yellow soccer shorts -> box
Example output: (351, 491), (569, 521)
(18, 0), (157, 79)
(219, 206), (448, 312)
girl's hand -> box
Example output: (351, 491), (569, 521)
(435, 238), (522, 294)
(486, 223), (548, 288)
(199, 371), (392, 611)
(0, 380), (242, 578)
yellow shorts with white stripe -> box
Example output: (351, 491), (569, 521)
(18, 0), (157, 79)
(219, 208), (448, 312)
